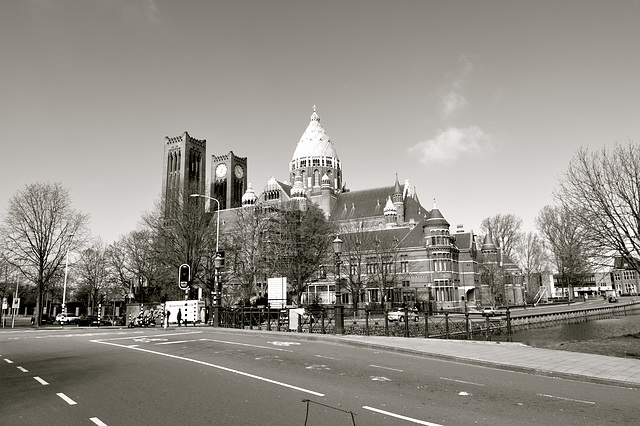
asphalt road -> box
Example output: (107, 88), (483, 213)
(1, 327), (638, 425)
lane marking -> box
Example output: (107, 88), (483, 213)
(440, 377), (485, 387)
(4, 358), (14, 363)
(200, 338), (293, 352)
(90, 417), (107, 426)
(156, 340), (197, 345)
(537, 393), (595, 405)
(57, 393), (77, 405)
(17, 366), (28, 372)
(34, 376), (49, 385)
(316, 354), (339, 360)
(268, 341), (301, 347)
(91, 340), (324, 397)
(94, 331), (201, 342)
(370, 364), (404, 372)
(363, 406), (443, 425)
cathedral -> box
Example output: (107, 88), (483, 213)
(162, 107), (524, 311)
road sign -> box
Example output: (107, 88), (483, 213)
(12, 298), (20, 309)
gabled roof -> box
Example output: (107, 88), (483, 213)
(330, 185), (427, 223)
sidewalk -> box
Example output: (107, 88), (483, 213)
(220, 328), (640, 389)
(321, 334), (640, 388)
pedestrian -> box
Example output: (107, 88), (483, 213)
(176, 308), (182, 326)
(165, 309), (170, 329)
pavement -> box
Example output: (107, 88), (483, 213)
(214, 327), (640, 389)
(5, 316), (640, 389)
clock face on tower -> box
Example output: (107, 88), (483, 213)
(234, 164), (244, 178)
(215, 163), (227, 178)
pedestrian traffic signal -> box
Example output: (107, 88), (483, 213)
(178, 264), (190, 290)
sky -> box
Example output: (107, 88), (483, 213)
(1, 0), (639, 244)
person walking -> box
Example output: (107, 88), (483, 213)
(176, 308), (182, 326)
(165, 309), (170, 329)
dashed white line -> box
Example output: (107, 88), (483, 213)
(440, 377), (485, 386)
(17, 366), (28, 372)
(90, 417), (107, 425)
(4, 358), (14, 363)
(370, 364), (404, 372)
(315, 354), (339, 360)
(363, 406), (443, 425)
(34, 376), (49, 385)
(57, 393), (77, 405)
(538, 393), (595, 405)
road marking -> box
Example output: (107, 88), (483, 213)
(363, 406), (443, 425)
(440, 377), (485, 386)
(155, 340), (196, 345)
(57, 393), (77, 405)
(90, 417), (107, 426)
(268, 341), (301, 347)
(370, 376), (392, 381)
(370, 364), (403, 372)
(537, 393), (595, 405)
(92, 340), (324, 397)
(133, 338), (168, 343)
(201, 338), (293, 352)
(4, 358), (13, 363)
(34, 376), (49, 385)
(316, 354), (339, 360)
(17, 366), (28, 372)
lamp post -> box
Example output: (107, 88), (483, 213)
(332, 235), (344, 335)
(62, 246), (71, 315)
(190, 194), (222, 326)
(11, 271), (20, 328)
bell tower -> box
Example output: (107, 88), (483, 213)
(211, 151), (247, 209)
(162, 131), (206, 216)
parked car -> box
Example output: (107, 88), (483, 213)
(55, 312), (81, 324)
(482, 307), (497, 317)
(40, 314), (56, 325)
(77, 315), (110, 326)
(387, 308), (419, 322)
(608, 296), (618, 303)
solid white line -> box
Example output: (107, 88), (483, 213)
(17, 366), (28, 372)
(316, 354), (339, 360)
(155, 340), (198, 345)
(57, 393), (77, 405)
(363, 406), (443, 425)
(440, 377), (485, 386)
(200, 338), (292, 352)
(4, 358), (13, 363)
(90, 417), (108, 426)
(34, 376), (49, 385)
(370, 364), (404, 372)
(537, 393), (595, 405)
(93, 340), (324, 397)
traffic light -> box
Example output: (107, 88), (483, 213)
(178, 264), (190, 290)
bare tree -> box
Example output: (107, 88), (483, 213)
(513, 231), (549, 303)
(557, 141), (640, 270)
(0, 182), (89, 326)
(265, 201), (336, 305)
(75, 240), (111, 314)
(535, 204), (592, 301)
(480, 213), (523, 261)
(222, 206), (273, 305)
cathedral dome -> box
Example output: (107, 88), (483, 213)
(291, 106), (339, 161)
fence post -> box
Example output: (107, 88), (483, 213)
(321, 310), (326, 334)
(485, 315), (491, 341)
(465, 313), (470, 340)
(365, 310), (370, 336)
(403, 306), (409, 338)
(445, 312), (450, 339)
(424, 311), (429, 338)
(384, 310), (389, 337)
(506, 307), (512, 342)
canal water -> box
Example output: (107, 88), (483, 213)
(510, 314), (640, 348)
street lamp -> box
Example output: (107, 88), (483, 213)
(332, 235), (344, 334)
(62, 236), (74, 314)
(191, 194), (222, 325)
(11, 268), (20, 328)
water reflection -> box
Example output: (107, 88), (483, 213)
(511, 315), (640, 348)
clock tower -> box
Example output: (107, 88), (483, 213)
(211, 151), (247, 209)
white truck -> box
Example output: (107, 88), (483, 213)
(164, 300), (205, 326)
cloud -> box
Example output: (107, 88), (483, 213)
(438, 56), (475, 119)
(409, 126), (494, 164)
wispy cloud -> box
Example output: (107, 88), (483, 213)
(409, 126), (494, 165)
(438, 56), (474, 119)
